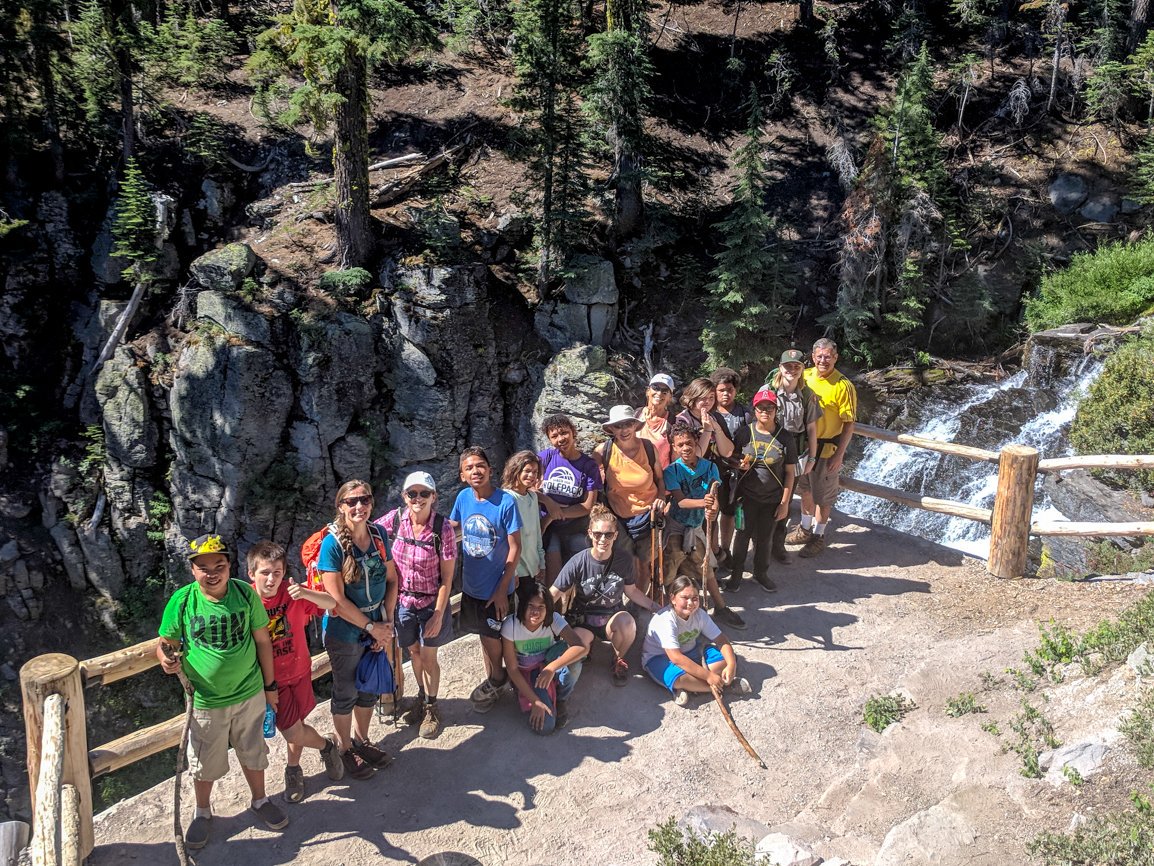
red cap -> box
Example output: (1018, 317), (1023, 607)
(752, 387), (777, 407)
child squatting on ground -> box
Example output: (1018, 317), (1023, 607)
(247, 539), (346, 801)
(156, 533), (288, 850)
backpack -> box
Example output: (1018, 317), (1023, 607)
(387, 510), (447, 560)
(300, 521), (389, 591)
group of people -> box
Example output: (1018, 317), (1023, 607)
(154, 338), (857, 849)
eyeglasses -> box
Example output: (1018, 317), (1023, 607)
(591, 530), (616, 540)
(341, 495), (373, 508)
(754, 404), (776, 413)
(405, 490), (433, 500)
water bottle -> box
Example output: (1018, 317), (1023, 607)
(263, 703), (276, 738)
(735, 503), (745, 532)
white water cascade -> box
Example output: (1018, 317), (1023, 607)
(838, 355), (1104, 558)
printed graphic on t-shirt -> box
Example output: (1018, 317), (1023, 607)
(189, 610), (249, 651)
(676, 627), (701, 646)
(462, 513), (497, 558)
(542, 466), (583, 500)
(581, 569), (625, 609)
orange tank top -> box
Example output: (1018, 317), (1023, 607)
(605, 440), (658, 517)
(636, 411), (672, 468)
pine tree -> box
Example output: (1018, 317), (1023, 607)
(111, 157), (158, 280)
(250, 0), (435, 268)
(701, 88), (790, 374)
(1131, 129), (1154, 202)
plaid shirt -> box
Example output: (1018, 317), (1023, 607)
(376, 509), (455, 609)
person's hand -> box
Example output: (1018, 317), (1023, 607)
(740, 454), (753, 470)
(721, 663), (736, 686)
(265, 687), (280, 712)
(287, 582), (305, 600)
(700, 411), (714, 432)
(423, 609), (444, 640)
(535, 667), (556, 690)
(775, 501), (790, 521)
(489, 591), (510, 621)
(159, 652), (181, 675)
(529, 698), (553, 731)
(541, 496), (563, 520)
(704, 492), (717, 511)
(828, 454), (844, 474)
(706, 670), (724, 691)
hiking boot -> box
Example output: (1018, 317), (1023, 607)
(713, 548), (732, 578)
(785, 525), (813, 545)
(419, 703), (442, 739)
(799, 535), (826, 558)
(352, 739), (393, 769)
(470, 677), (506, 713)
(722, 572), (742, 593)
(251, 799), (288, 830)
(673, 689), (690, 708)
(320, 735), (345, 781)
(713, 606), (747, 631)
(283, 765), (305, 804)
(555, 699), (569, 729)
(340, 747), (375, 780)
(185, 815), (211, 849)
(399, 696), (425, 727)
(754, 573), (778, 593)
(612, 656), (629, 686)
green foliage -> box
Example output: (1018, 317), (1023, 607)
(1070, 329), (1154, 496)
(139, 13), (237, 90)
(1028, 788), (1154, 864)
(944, 692), (987, 717)
(1006, 666), (1038, 692)
(1006, 699), (1059, 777)
(648, 817), (756, 866)
(437, 0), (514, 54)
(863, 693), (917, 732)
(0, 213), (28, 238)
(1085, 60), (1129, 125)
(1025, 239), (1154, 330)
(111, 158), (158, 279)
(1023, 620), (1080, 680)
(183, 112), (231, 170)
(1086, 539), (1154, 575)
(1120, 688), (1154, 768)
(317, 267), (374, 295)
(146, 492), (172, 544)
(79, 424), (106, 478)
(71, 0), (122, 135)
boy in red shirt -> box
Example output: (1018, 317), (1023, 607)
(248, 540), (346, 802)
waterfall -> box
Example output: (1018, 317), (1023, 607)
(839, 355), (1104, 558)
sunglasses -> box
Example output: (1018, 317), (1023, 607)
(591, 530), (617, 540)
(341, 495), (373, 508)
(754, 404), (777, 412)
(405, 490), (433, 500)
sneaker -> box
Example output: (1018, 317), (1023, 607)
(419, 703), (442, 739)
(673, 689), (690, 707)
(714, 606), (747, 631)
(320, 735), (345, 781)
(612, 656), (629, 686)
(785, 525), (813, 545)
(728, 676), (752, 695)
(251, 798), (288, 830)
(352, 739), (393, 769)
(470, 677), (505, 713)
(754, 573), (778, 593)
(340, 747), (375, 780)
(722, 573), (742, 593)
(771, 544), (790, 564)
(399, 696), (425, 727)
(555, 699), (569, 729)
(283, 765), (305, 803)
(799, 535), (826, 558)
(185, 815), (211, 849)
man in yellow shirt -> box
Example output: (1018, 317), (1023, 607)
(785, 338), (856, 558)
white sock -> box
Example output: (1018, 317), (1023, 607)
(801, 515), (814, 530)
(814, 523), (827, 536)
(194, 806), (212, 819)
(251, 797), (268, 809)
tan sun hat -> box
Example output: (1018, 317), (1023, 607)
(601, 405), (644, 433)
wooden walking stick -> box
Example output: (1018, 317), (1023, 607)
(649, 510), (658, 604)
(160, 642), (195, 866)
(702, 480), (721, 602)
(711, 685), (767, 769)
(654, 504), (666, 607)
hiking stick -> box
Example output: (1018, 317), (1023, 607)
(649, 513), (658, 605)
(160, 643), (195, 866)
(711, 685), (767, 769)
(703, 481), (721, 602)
(655, 507), (666, 608)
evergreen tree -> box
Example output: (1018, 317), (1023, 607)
(1130, 128), (1154, 202)
(250, 0), (435, 268)
(71, 0), (138, 159)
(701, 88), (790, 374)
(111, 157), (158, 281)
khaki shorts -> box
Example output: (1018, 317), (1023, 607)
(795, 458), (841, 510)
(187, 691), (269, 781)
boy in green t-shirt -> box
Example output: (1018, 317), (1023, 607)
(156, 534), (287, 850)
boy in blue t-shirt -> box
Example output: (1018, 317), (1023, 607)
(662, 424), (746, 631)
(449, 446), (523, 712)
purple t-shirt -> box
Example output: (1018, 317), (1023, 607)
(538, 448), (602, 508)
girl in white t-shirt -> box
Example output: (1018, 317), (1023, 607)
(642, 575), (749, 707)
(500, 582), (586, 733)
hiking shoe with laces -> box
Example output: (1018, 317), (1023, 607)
(785, 525), (813, 545)
(799, 535), (826, 558)
(755, 573), (778, 593)
(673, 689), (690, 707)
(469, 677), (505, 713)
(400, 696), (425, 727)
(728, 676), (752, 695)
(419, 703), (442, 739)
(283, 765), (305, 803)
(320, 735), (345, 781)
(352, 739), (393, 769)
(251, 798), (288, 830)
(340, 747), (375, 780)
(714, 606), (747, 630)
(612, 656), (629, 686)
(185, 815), (211, 849)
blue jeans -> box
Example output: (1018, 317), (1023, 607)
(528, 661), (582, 735)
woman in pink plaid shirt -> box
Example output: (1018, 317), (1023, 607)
(373, 471), (456, 739)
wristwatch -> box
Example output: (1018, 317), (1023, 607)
(364, 621), (376, 634)
(264, 681), (277, 691)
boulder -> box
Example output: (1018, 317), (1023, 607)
(189, 243), (256, 292)
(1127, 642), (1152, 677)
(199, 179), (236, 226)
(296, 313), (377, 448)
(678, 804), (770, 845)
(874, 795), (978, 866)
(37, 191), (82, 282)
(1049, 173), (1088, 214)
(1121, 197), (1144, 215)
(0, 542), (18, 564)
(534, 256), (619, 350)
(754, 832), (820, 866)
(1079, 193), (1120, 223)
(196, 291), (272, 346)
(1039, 470), (1152, 578)
(563, 256), (618, 305)
(95, 348), (158, 468)
(76, 522), (127, 599)
(530, 346), (619, 452)
(1041, 740), (1109, 784)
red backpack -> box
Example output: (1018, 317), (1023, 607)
(300, 522), (390, 590)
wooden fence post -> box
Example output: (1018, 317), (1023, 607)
(988, 444), (1040, 579)
(20, 654), (94, 860)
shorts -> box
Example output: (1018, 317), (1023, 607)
(396, 602), (454, 649)
(187, 691), (268, 781)
(644, 644), (724, 693)
(543, 518), (591, 558)
(274, 676), (317, 731)
(795, 457), (841, 509)
(325, 636), (379, 715)
(460, 592), (514, 640)
(571, 611), (620, 641)
(614, 516), (652, 559)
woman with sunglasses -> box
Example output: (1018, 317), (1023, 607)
(634, 372), (676, 469)
(552, 504), (659, 686)
(373, 472), (455, 739)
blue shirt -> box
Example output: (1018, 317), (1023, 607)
(450, 487), (523, 599)
(317, 528), (391, 644)
(663, 458), (720, 529)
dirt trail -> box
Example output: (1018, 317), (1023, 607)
(89, 516), (1149, 866)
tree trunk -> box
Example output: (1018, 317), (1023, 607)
(1129, 0), (1151, 52)
(615, 151), (643, 237)
(108, 0), (135, 161)
(798, 0), (814, 26)
(31, 24), (65, 183)
(333, 46), (374, 268)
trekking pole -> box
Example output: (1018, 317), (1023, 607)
(655, 505), (666, 608)
(703, 481), (721, 606)
(649, 514), (658, 605)
(711, 684), (766, 769)
(160, 643), (195, 866)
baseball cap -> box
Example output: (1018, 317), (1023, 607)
(403, 471), (437, 492)
(648, 373), (675, 391)
(187, 533), (230, 561)
(780, 348), (806, 365)
(752, 387), (778, 407)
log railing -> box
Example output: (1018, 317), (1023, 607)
(850, 424), (1154, 578)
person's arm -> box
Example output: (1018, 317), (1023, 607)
(829, 421), (855, 474)
(776, 464), (796, 522)
(287, 584), (337, 610)
(384, 559), (399, 635)
(664, 646), (723, 690)
(423, 532), (456, 641)
(713, 632), (738, 686)
(711, 413), (735, 459)
(490, 529), (521, 619)
(156, 636), (182, 674)
(252, 625), (279, 711)
(536, 623), (587, 691)
(322, 570), (394, 650)
(804, 420), (819, 473)
(623, 583), (659, 613)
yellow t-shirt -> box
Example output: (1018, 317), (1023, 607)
(803, 368), (857, 458)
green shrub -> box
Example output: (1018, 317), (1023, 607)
(1028, 789), (1154, 864)
(1121, 688), (1154, 768)
(1070, 330), (1154, 496)
(863, 693), (917, 732)
(648, 818), (756, 866)
(1024, 239), (1154, 330)
(317, 267), (374, 296)
(945, 692), (987, 717)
